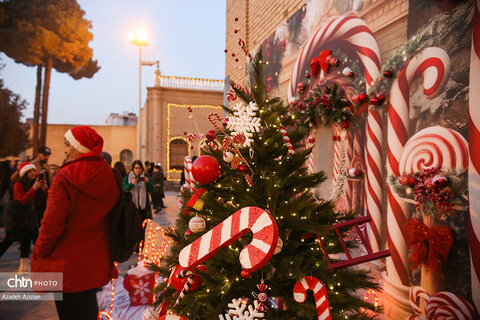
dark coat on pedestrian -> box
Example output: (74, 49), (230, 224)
(31, 155), (119, 293)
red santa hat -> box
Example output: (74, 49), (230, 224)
(64, 126), (104, 155)
(18, 162), (36, 177)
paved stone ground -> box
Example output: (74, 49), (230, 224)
(0, 190), (180, 320)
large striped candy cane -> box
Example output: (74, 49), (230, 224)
(386, 47), (451, 286)
(469, 0), (480, 311)
(174, 270), (194, 306)
(287, 14), (382, 248)
(398, 126), (468, 175)
(408, 286), (478, 320)
(179, 206), (278, 272)
(293, 276), (332, 320)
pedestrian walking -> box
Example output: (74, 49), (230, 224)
(0, 162), (42, 273)
(113, 161), (127, 180)
(31, 126), (119, 320)
(123, 160), (154, 221)
(151, 163), (166, 213)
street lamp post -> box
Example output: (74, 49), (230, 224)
(128, 29), (154, 161)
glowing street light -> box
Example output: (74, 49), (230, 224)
(129, 29), (155, 160)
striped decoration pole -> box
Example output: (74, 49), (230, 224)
(333, 125), (341, 186)
(344, 128), (354, 211)
(469, 0), (480, 311)
(386, 47), (450, 287)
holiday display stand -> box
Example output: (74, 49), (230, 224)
(178, 206), (278, 272)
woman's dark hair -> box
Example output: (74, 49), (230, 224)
(131, 160), (144, 172)
(113, 161), (127, 179)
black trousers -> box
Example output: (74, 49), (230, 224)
(0, 231), (32, 258)
(55, 288), (99, 320)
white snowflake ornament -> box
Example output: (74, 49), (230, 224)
(219, 298), (264, 320)
(226, 101), (262, 147)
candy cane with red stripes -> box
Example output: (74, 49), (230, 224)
(184, 156), (196, 192)
(469, 0), (480, 312)
(279, 125), (295, 155)
(386, 47), (451, 286)
(293, 276), (332, 320)
(179, 206), (278, 272)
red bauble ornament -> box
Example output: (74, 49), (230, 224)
(305, 73), (310, 78)
(206, 130), (217, 141)
(235, 58), (239, 62)
(235, 17), (239, 21)
(370, 97), (379, 105)
(241, 270), (252, 279)
(171, 265), (208, 293)
(354, 169), (362, 177)
(185, 229), (192, 237)
(348, 71), (354, 77)
(358, 93), (367, 102)
(232, 53), (236, 57)
(224, 49), (228, 53)
(352, 95), (360, 104)
(234, 29), (238, 33)
(238, 164), (247, 173)
(192, 155), (221, 184)
(188, 106), (193, 112)
(190, 146), (194, 149)
(222, 118), (229, 128)
(407, 177), (417, 186)
(377, 94), (385, 103)
(399, 175), (409, 185)
(424, 178), (435, 189)
(432, 175), (447, 187)
(383, 69), (393, 78)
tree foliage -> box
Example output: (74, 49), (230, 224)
(0, 63), (30, 158)
(0, 0), (99, 153)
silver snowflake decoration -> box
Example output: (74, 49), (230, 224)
(226, 101), (262, 147)
(219, 298), (264, 320)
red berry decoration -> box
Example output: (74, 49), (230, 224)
(383, 69), (393, 78)
(183, 131), (187, 135)
(192, 155), (221, 185)
(234, 29), (238, 33)
(358, 93), (367, 102)
(341, 120), (349, 129)
(241, 270), (252, 279)
(232, 53), (235, 57)
(185, 229), (192, 237)
(238, 164), (247, 173)
(399, 175), (409, 185)
(235, 17), (239, 21)
(305, 73), (310, 78)
(235, 58), (239, 62)
(188, 106), (193, 112)
(206, 130), (217, 141)
(348, 71), (354, 77)
(370, 96), (378, 105)
(424, 178), (435, 189)
(354, 169), (362, 177)
(432, 175), (447, 187)
(377, 94), (385, 103)
(224, 49), (228, 53)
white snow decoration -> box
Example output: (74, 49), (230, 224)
(219, 298), (264, 320)
(226, 101), (262, 147)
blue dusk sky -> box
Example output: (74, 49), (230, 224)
(0, 0), (226, 125)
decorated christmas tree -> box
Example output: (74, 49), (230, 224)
(149, 49), (378, 320)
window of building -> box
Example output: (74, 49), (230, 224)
(169, 139), (189, 170)
(120, 149), (133, 168)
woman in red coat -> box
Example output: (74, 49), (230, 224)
(31, 126), (119, 320)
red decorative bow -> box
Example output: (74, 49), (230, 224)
(310, 50), (332, 78)
(404, 218), (453, 271)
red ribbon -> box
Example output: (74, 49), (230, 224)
(310, 50), (332, 78)
(404, 218), (453, 271)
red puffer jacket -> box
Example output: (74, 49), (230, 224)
(31, 155), (119, 293)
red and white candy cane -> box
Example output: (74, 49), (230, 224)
(279, 125), (295, 155)
(287, 15), (380, 103)
(386, 47), (450, 286)
(293, 276), (332, 320)
(208, 112), (224, 131)
(238, 38), (252, 62)
(408, 286), (478, 320)
(178, 206), (278, 272)
(183, 156), (196, 192)
(174, 270), (194, 306)
(398, 126), (468, 175)
(469, 0), (480, 311)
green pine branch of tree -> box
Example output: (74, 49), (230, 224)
(150, 48), (379, 320)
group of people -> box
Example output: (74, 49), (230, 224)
(0, 125), (166, 320)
